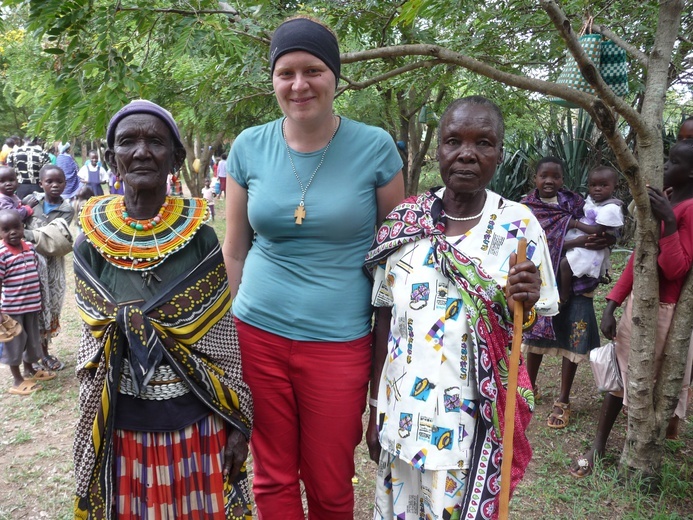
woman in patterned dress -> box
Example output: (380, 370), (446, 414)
(72, 100), (252, 519)
(365, 96), (559, 520)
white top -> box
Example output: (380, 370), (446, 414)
(371, 190), (558, 471)
(564, 196), (624, 278)
(77, 164), (108, 184)
(201, 187), (215, 203)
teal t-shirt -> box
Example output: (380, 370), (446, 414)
(229, 117), (402, 341)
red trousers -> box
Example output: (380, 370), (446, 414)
(235, 319), (371, 520)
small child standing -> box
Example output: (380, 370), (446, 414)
(0, 209), (55, 395)
(0, 166), (34, 221)
(24, 165), (74, 371)
(559, 166), (624, 302)
(521, 157), (604, 429)
(77, 150), (108, 196)
(201, 178), (216, 221)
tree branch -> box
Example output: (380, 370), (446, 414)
(116, 7), (236, 16)
(338, 59), (444, 93)
(342, 44), (612, 117)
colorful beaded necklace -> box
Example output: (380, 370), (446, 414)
(79, 195), (210, 271)
(120, 199), (165, 231)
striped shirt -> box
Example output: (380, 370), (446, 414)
(0, 241), (41, 314)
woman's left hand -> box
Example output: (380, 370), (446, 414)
(506, 253), (541, 314)
(222, 428), (249, 482)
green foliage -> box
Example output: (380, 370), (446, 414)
(0, 0), (690, 197)
(488, 148), (534, 202)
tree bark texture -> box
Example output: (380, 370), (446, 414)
(620, 0), (684, 481)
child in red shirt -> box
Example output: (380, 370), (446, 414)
(571, 139), (693, 477)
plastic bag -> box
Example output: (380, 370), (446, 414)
(590, 342), (623, 392)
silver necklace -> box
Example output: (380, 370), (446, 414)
(443, 208), (485, 221)
(282, 117), (339, 225)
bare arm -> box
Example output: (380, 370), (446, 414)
(222, 178), (253, 300)
(376, 170), (405, 223)
(600, 299), (620, 340)
(367, 306), (391, 463)
(564, 232), (616, 251)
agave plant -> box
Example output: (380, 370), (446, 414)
(489, 146), (536, 202)
(527, 109), (600, 194)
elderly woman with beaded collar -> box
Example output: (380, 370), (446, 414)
(73, 100), (252, 519)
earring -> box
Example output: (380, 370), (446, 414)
(114, 173), (121, 190)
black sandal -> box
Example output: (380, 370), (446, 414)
(40, 354), (65, 371)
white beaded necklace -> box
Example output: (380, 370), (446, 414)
(443, 208), (485, 221)
(282, 117), (339, 225)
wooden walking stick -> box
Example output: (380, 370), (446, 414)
(498, 237), (527, 520)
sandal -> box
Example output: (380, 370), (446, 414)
(8, 380), (42, 395)
(569, 457), (593, 478)
(0, 313), (21, 341)
(25, 369), (56, 381)
(547, 400), (570, 429)
(40, 354), (65, 371)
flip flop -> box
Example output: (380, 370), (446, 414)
(25, 369), (56, 381)
(8, 380), (42, 395)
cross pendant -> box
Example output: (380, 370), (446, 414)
(294, 204), (306, 225)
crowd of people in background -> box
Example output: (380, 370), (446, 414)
(0, 15), (692, 520)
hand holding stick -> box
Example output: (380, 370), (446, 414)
(498, 237), (527, 519)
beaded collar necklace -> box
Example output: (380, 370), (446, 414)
(119, 200), (165, 230)
(79, 195), (209, 271)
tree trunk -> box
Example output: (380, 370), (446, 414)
(618, 0), (684, 484)
(409, 89), (446, 196)
(180, 130), (224, 198)
(394, 87), (444, 197)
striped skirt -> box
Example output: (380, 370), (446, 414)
(114, 414), (251, 519)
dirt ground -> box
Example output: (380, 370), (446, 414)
(0, 210), (691, 519)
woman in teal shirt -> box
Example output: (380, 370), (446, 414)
(223, 16), (404, 520)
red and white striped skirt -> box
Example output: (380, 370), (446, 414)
(114, 414), (250, 519)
